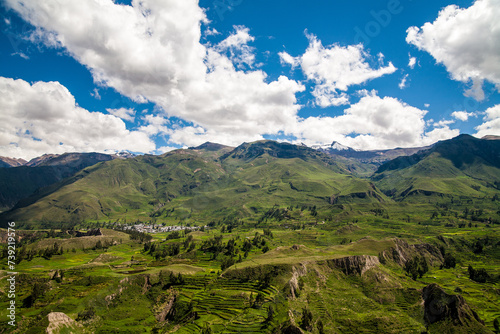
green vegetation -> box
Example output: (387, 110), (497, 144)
(0, 135), (498, 333)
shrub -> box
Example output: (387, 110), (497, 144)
(404, 256), (428, 280)
(441, 253), (457, 269)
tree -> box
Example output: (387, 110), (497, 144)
(468, 265), (489, 283)
(317, 319), (325, 334)
(441, 253), (457, 269)
(265, 305), (274, 323)
(221, 256), (235, 271)
(405, 256), (428, 280)
(201, 324), (212, 334)
(23, 281), (46, 308)
(253, 292), (265, 308)
(300, 307), (313, 331)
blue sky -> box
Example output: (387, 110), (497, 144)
(0, 0), (499, 159)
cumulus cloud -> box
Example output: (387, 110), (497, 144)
(399, 74), (409, 89)
(294, 93), (458, 150)
(451, 111), (476, 122)
(475, 104), (500, 137)
(281, 33), (397, 107)
(215, 25), (256, 68)
(408, 55), (416, 69)
(406, 0), (500, 100)
(0, 77), (155, 160)
(5, 0), (304, 150)
(278, 51), (300, 69)
(106, 108), (136, 122)
(91, 88), (101, 100)
(433, 119), (455, 127)
(3, 0), (453, 156)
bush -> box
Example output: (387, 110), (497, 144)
(441, 253), (457, 269)
(76, 307), (95, 321)
(300, 308), (313, 331)
(468, 265), (489, 283)
(404, 256), (428, 280)
(221, 256), (235, 271)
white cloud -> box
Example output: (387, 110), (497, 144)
(138, 114), (170, 136)
(475, 104), (500, 137)
(278, 51), (299, 69)
(424, 103), (430, 108)
(6, 0), (208, 103)
(215, 25), (256, 69)
(0, 77), (155, 160)
(408, 54), (416, 69)
(294, 93), (458, 150)
(433, 119), (455, 127)
(12, 52), (29, 59)
(155, 146), (180, 154)
(283, 33), (397, 107)
(106, 108), (136, 122)
(91, 88), (101, 100)
(399, 74), (409, 89)
(4, 0), (454, 155)
(204, 27), (220, 36)
(407, 0), (500, 100)
(5, 0), (304, 151)
(451, 111), (476, 122)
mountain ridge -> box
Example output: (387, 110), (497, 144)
(0, 140), (388, 226)
(373, 134), (500, 200)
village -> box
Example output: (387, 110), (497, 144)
(121, 223), (204, 234)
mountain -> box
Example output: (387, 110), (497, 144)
(315, 141), (430, 165)
(190, 141), (234, 152)
(311, 141), (357, 152)
(372, 134), (500, 200)
(312, 141), (430, 177)
(0, 140), (387, 226)
(0, 156), (27, 168)
(0, 153), (116, 211)
(482, 135), (500, 140)
(24, 154), (61, 167)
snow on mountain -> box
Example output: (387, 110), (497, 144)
(311, 141), (357, 152)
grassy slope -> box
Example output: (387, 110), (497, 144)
(1, 142), (388, 226)
(373, 135), (500, 201)
(1, 204), (498, 334)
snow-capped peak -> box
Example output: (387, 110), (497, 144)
(330, 141), (352, 151)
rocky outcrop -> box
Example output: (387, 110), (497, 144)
(288, 264), (307, 299)
(49, 269), (63, 282)
(156, 293), (177, 322)
(335, 223), (360, 235)
(422, 284), (489, 331)
(46, 312), (82, 334)
(380, 238), (443, 267)
(280, 322), (304, 334)
(327, 255), (380, 276)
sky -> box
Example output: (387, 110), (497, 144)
(0, 0), (499, 160)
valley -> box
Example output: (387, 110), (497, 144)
(0, 134), (499, 333)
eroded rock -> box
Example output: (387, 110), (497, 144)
(422, 283), (487, 331)
(327, 255), (380, 276)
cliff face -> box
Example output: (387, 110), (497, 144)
(326, 255), (380, 276)
(422, 284), (492, 333)
(380, 238), (444, 267)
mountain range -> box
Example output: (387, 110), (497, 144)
(0, 152), (122, 211)
(0, 134), (499, 226)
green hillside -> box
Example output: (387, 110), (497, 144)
(373, 135), (500, 201)
(0, 153), (115, 211)
(0, 136), (499, 333)
(0, 141), (386, 227)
